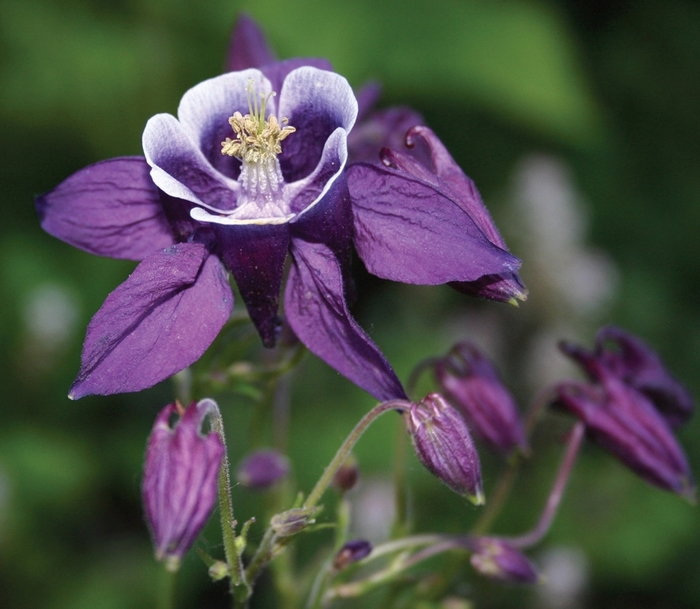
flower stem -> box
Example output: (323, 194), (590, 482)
(157, 567), (177, 609)
(303, 400), (410, 510)
(209, 407), (250, 602)
(507, 421), (586, 549)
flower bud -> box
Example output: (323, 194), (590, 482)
(595, 326), (693, 427)
(333, 539), (373, 570)
(332, 453), (360, 493)
(270, 507), (318, 537)
(142, 399), (225, 570)
(405, 393), (484, 504)
(435, 342), (527, 456)
(236, 448), (290, 490)
(558, 341), (695, 499)
(467, 537), (539, 585)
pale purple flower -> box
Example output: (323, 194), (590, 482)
(142, 399), (224, 569)
(236, 448), (290, 489)
(37, 16), (521, 402)
(557, 338), (695, 499)
(405, 393), (484, 504)
(435, 342), (527, 455)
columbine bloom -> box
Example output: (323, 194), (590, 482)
(36, 15), (521, 402)
(405, 393), (484, 504)
(236, 448), (290, 489)
(434, 342), (527, 455)
(557, 338), (695, 499)
(142, 399), (225, 570)
(466, 537), (539, 585)
(594, 326), (693, 427)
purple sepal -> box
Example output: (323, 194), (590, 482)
(405, 393), (484, 504)
(226, 13), (276, 72)
(558, 341), (695, 499)
(143, 399), (225, 569)
(347, 129), (521, 285)
(236, 448), (290, 489)
(435, 343), (527, 456)
(348, 106), (424, 164)
(36, 157), (175, 261)
(285, 239), (406, 401)
(215, 223), (290, 347)
(69, 243), (233, 399)
(333, 539), (373, 570)
(595, 326), (694, 427)
(466, 537), (539, 585)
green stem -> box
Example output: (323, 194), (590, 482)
(209, 406), (249, 602)
(304, 400), (410, 510)
(157, 567), (176, 609)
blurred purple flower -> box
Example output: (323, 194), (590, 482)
(37, 15), (520, 402)
(466, 537), (539, 585)
(236, 448), (290, 489)
(595, 326), (693, 427)
(435, 342), (527, 456)
(405, 393), (484, 504)
(143, 399), (224, 570)
(333, 539), (373, 570)
(557, 338), (695, 499)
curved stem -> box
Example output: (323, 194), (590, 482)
(303, 399), (410, 510)
(507, 421), (586, 549)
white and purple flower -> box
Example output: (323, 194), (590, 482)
(36, 16), (522, 401)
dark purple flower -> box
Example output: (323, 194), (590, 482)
(142, 399), (224, 570)
(557, 340), (695, 499)
(347, 125), (525, 304)
(466, 537), (539, 585)
(236, 448), (290, 489)
(435, 342), (527, 456)
(37, 16), (520, 402)
(594, 326), (693, 427)
(333, 539), (373, 570)
(405, 393), (484, 504)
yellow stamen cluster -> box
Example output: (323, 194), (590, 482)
(221, 79), (295, 164)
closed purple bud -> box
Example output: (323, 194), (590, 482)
(405, 393), (484, 505)
(333, 539), (373, 570)
(236, 449), (290, 490)
(558, 341), (695, 499)
(467, 537), (539, 585)
(142, 399), (225, 570)
(332, 453), (360, 493)
(270, 507), (318, 537)
(435, 342), (527, 456)
(595, 326), (693, 427)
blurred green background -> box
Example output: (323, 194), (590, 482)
(1, 0), (699, 607)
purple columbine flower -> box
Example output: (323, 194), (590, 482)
(142, 399), (225, 570)
(557, 339), (695, 499)
(405, 393), (484, 504)
(594, 326), (693, 427)
(465, 537), (539, 585)
(435, 342), (527, 456)
(37, 15), (521, 402)
(236, 448), (290, 489)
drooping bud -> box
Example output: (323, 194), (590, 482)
(595, 326), (693, 427)
(333, 539), (373, 570)
(558, 341), (695, 499)
(466, 537), (539, 585)
(142, 399), (225, 570)
(435, 342), (527, 456)
(332, 453), (360, 493)
(236, 448), (290, 490)
(405, 393), (484, 505)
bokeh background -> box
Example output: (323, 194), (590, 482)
(1, 0), (699, 607)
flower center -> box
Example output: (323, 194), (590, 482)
(221, 79), (295, 215)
